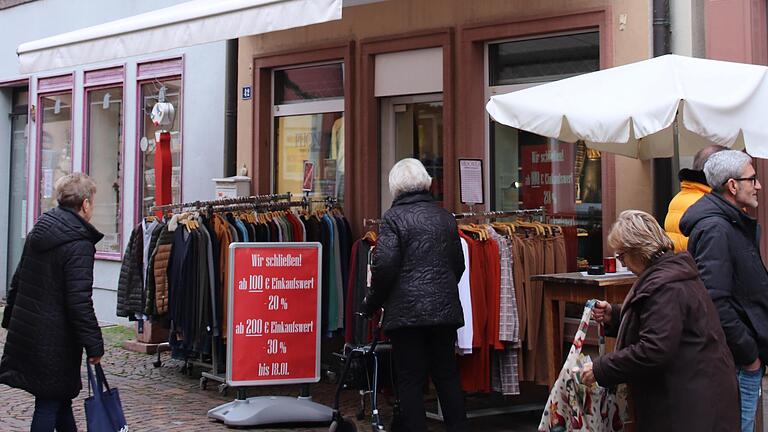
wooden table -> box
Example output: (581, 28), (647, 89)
(531, 271), (636, 389)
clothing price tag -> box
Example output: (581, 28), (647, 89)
(459, 159), (484, 205)
(227, 243), (322, 386)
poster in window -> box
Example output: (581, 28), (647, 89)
(302, 161), (315, 192)
(519, 140), (575, 215)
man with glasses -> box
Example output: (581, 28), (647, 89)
(680, 149), (767, 432)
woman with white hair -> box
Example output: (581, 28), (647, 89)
(363, 158), (468, 431)
(581, 210), (738, 431)
(0, 173), (105, 432)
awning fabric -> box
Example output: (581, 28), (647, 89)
(486, 55), (768, 159)
(17, 0), (342, 73)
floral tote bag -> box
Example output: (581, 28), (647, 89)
(538, 299), (629, 432)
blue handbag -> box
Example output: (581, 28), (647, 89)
(84, 363), (128, 432)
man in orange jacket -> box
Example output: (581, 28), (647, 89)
(664, 144), (727, 252)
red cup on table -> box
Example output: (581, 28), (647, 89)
(603, 256), (617, 273)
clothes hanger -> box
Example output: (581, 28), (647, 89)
(363, 230), (378, 243)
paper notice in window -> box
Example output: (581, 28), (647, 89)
(43, 169), (54, 199)
(459, 159), (484, 205)
(302, 161), (315, 192)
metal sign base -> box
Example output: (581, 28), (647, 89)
(207, 396), (333, 426)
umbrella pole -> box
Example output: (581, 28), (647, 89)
(671, 117), (681, 194)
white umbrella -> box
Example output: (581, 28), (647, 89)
(485, 54), (768, 159)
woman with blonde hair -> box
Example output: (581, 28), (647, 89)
(581, 210), (738, 431)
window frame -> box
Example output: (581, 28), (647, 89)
(270, 60), (345, 195)
(134, 57), (184, 223)
(83, 65), (126, 261)
(34, 73), (75, 220)
(484, 29), (600, 209)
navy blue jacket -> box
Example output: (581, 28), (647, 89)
(680, 192), (768, 366)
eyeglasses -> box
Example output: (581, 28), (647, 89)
(615, 251), (626, 263)
(724, 175), (758, 186)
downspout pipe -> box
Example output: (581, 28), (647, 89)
(651, 0), (674, 224)
(224, 39), (238, 177)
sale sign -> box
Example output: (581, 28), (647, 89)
(519, 140), (576, 215)
(227, 243), (322, 386)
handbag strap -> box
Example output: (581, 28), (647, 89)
(572, 299), (606, 356)
(86, 363), (102, 401)
(95, 364), (112, 393)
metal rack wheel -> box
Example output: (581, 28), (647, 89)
(218, 383), (228, 396)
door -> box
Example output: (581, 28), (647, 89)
(380, 93), (443, 212)
(6, 87), (28, 295)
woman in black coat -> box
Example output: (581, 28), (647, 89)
(582, 210), (738, 431)
(1, 173), (105, 432)
(363, 158), (468, 432)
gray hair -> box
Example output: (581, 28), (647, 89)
(55, 172), (96, 210)
(703, 150), (753, 193)
(692, 144), (727, 171)
(388, 158), (432, 199)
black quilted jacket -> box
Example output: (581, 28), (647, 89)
(117, 225), (144, 317)
(363, 191), (465, 331)
(0, 206), (105, 400)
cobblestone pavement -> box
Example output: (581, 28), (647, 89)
(0, 315), (540, 431)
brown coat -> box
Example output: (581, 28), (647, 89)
(150, 226), (173, 316)
(593, 252), (739, 432)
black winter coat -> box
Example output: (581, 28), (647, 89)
(363, 191), (465, 331)
(0, 206), (105, 400)
(680, 192), (768, 366)
(117, 225), (144, 317)
(592, 252), (738, 431)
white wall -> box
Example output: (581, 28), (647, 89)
(0, 0), (227, 324)
(671, 0), (706, 57)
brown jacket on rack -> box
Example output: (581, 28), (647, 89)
(149, 225), (173, 316)
(212, 215), (234, 336)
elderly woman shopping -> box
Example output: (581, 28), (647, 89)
(581, 210), (738, 431)
(0, 173), (105, 432)
(363, 158), (468, 432)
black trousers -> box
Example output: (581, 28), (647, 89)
(388, 326), (469, 432)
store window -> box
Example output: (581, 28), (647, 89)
(273, 63), (344, 201)
(488, 31), (601, 269)
(138, 78), (181, 216)
(85, 86), (123, 255)
(37, 92), (72, 215)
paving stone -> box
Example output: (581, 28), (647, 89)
(0, 318), (540, 431)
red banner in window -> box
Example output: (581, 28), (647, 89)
(519, 140), (575, 215)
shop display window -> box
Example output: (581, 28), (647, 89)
(489, 32), (599, 85)
(274, 63), (344, 104)
(85, 86), (123, 255)
(37, 92), (72, 215)
(138, 78), (182, 217)
(273, 63), (344, 202)
(488, 31), (601, 269)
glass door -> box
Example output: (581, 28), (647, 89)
(380, 93), (443, 212)
(6, 87), (28, 294)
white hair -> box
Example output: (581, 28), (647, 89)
(388, 158), (432, 199)
(703, 150), (753, 193)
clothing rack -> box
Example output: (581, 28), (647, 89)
(148, 193), (293, 214)
(452, 207), (546, 221)
(145, 193), (344, 395)
(426, 206), (550, 422)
